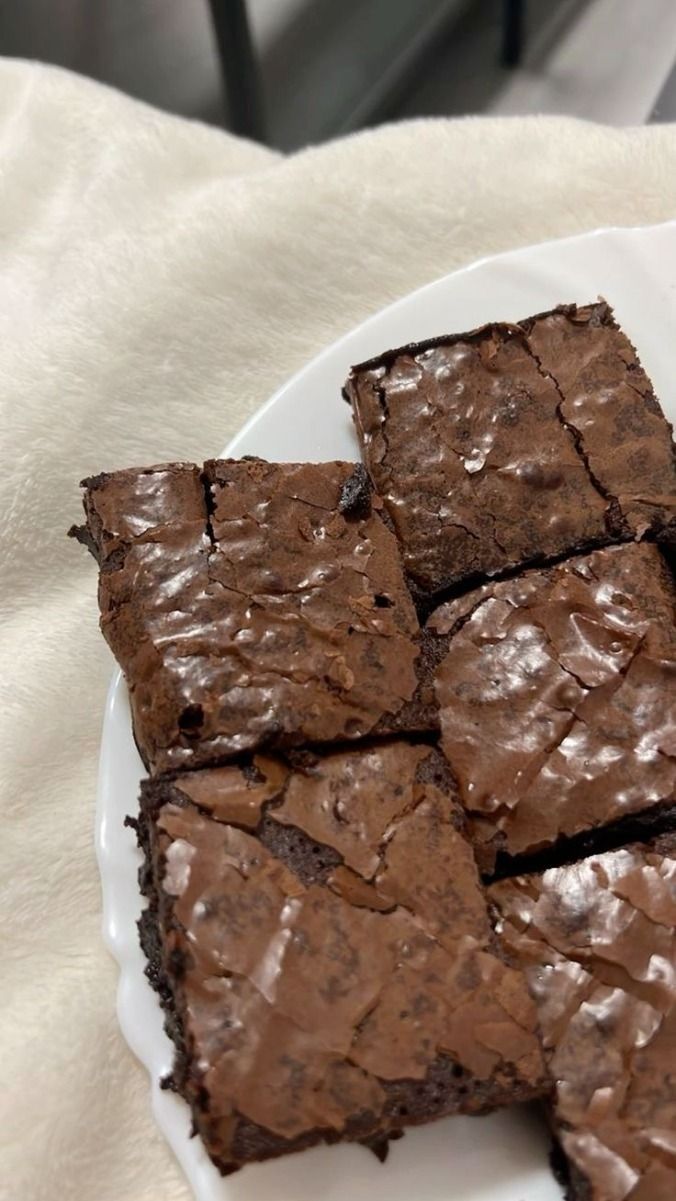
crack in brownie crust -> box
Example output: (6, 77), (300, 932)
(345, 302), (676, 598)
(490, 836), (676, 1201)
(428, 542), (676, 875)
(526, 338), (628, 539)
(138, 742), (548, 1174)
(522, 302), (676, 545)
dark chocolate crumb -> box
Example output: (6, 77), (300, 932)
(285, 748), (321, 774)
(338, 465), (372, 520)
(67, 522), (100, 560)
(178, 704), (205, 735)
(241, 759), (267, 785)
(363, 1134), (392, 1162)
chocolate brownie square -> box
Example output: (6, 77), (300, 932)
(137, 741), (548, 1174)
(345, 302), (675, 599)
(427, 542), (676, 876)
(71, 460), (435, 774)
(490, 835), (676, 1201)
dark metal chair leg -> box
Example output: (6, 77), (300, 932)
(502, 0), (525, 67)
(207, 0), (266, 142)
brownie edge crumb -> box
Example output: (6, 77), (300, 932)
(338, 464), (372, 519)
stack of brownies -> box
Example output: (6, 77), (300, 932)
(72, 302), (676, 1200)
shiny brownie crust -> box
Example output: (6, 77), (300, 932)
(136, 742), (549, 1174)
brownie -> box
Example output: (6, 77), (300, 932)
(137, 741), (548, 1174)
(71, 459), (436, 774)
(490, 835), (676, 1201)
(427, 542), (676, 876)
(345, 301), (676, 599)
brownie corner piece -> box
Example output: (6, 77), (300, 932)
(139, 740), (548, 1173)
(490, 834), (676, 1201)
(74, 460), (207, 550)
(73, 458), (435, 773)
(427, 540), (676, 876)
(522, 300), (676, 544)
(346, 301), (675, 597)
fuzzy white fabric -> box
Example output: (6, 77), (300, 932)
(2, 56), (676, 1201)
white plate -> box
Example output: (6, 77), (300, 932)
(97, 219), (676, 1201)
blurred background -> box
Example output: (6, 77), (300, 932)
(3, 0), (676, 148)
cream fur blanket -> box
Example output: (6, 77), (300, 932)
(2, 57), (676, 1201)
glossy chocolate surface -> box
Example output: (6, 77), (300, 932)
(491, 837), (676, 1201)
(524, 305), (676, 541)
(77, 460), (422, 772)
(144, 742), (546, 1170)
(346, 302), (675, 596)
(429, 542), (676, 873)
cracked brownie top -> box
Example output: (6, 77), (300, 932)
(490, 835), (676, 1201)
(427, 541), (676, 876)
(139, 741), (548, 1173)
(345, 302), (676, 599)
(71, 459), (429, 773)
